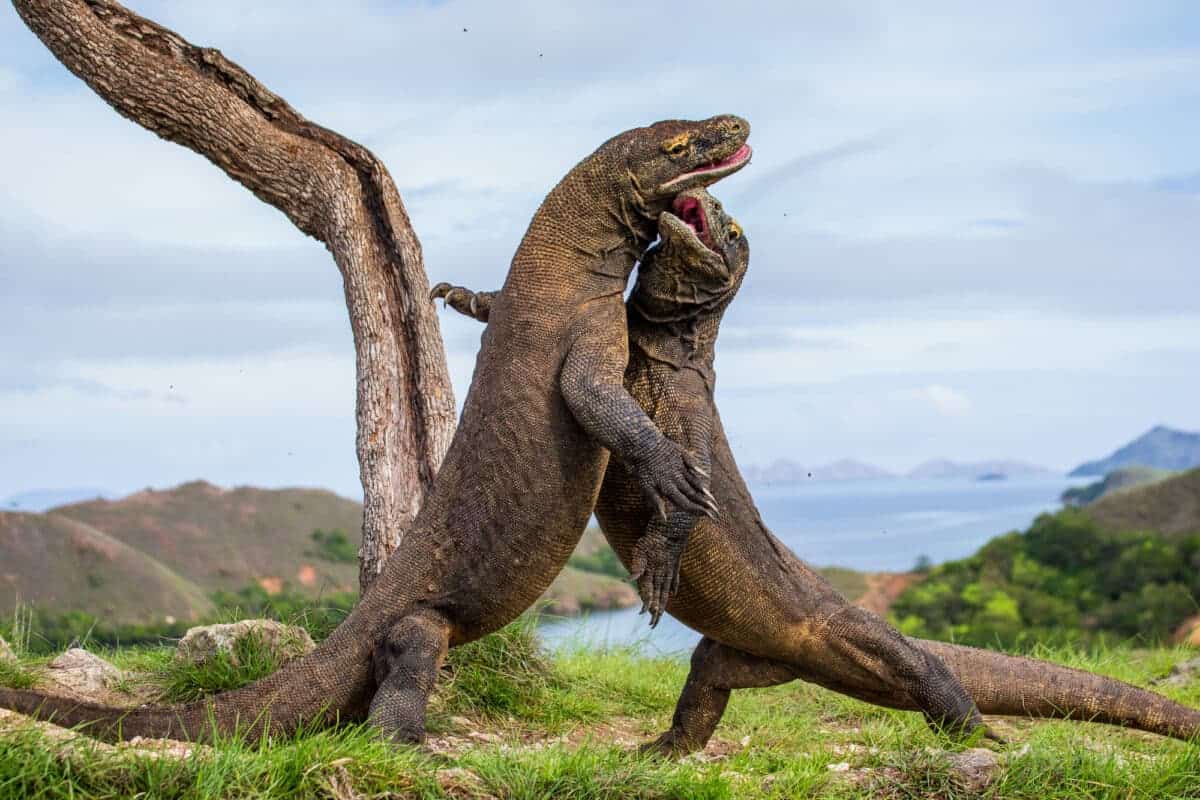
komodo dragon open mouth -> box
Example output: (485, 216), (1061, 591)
(668, 193), (717, 251)
(660, 144), (753, 194)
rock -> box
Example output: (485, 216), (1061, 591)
(827, 761), (851, 772)
(0, 635), (15, 663)
(175, 619), (314, 666)
(946, 747), (1000, 793)
(1155, 656), (1200, 688)
(46, 649), (122, 696)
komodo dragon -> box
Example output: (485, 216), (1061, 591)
(0, 115), (753, 744)
(434, 190), (1200, 752)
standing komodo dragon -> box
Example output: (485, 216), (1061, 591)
(0, 116), (753, 744)
(434, 190), (1200, 752)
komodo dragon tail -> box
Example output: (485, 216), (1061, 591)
(0, 621), (375, 743)
(917, 639), (1200, 741)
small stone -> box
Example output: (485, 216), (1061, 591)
(0, 635), (15, 663)
(739, 735), (751, 747)
(827, 761), (851, 772)
(122, 736), (206, 760)
(175, 619), (314, 666)
(46, 649), (122, 696)
(467, 730), (501, 744)
(448, 715), (473, 729)
(1154, 656), (1200, 688)
(946, 747), (1000, 793)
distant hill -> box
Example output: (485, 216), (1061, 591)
(1069, 425), (1200, 477)
(0, 481), (642, 626)
(3, 488), (112, 513)
(1061, 466), (1175, 507)
(907, 459), (1050, 480)
(0, 511), (213, 624)
(1084, 467), (1200, 538)
(53, 480), (363, 597)
(744, 459), (893, 484)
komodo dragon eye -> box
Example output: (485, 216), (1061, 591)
(727, 221), (743, 241)
(662, 133), (692, 157)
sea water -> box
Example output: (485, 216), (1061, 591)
(539, 474), (1085, 654)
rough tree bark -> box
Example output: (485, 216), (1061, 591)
(11, 0), (458, 592)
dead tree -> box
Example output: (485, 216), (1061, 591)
(11, 0), (458, 591)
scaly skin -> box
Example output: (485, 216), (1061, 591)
(436, 191), (1200, 753)
(0, 115), (751, 744)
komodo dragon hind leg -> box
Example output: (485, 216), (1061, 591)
(369, 611), (450, 744)
(819, 606), (986, 741)
(643, 637), (797, 758)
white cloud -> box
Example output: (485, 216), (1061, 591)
(917, 385), (972, 417)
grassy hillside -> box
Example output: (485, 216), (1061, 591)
(53, 481), (364, 597)
(1084, 467), (1200, 537)
(0, 622), (1197, 799)
(0, 511), (213, 625)
(1062, 465), (1175, 507)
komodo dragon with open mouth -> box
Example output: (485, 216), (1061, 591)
(435, 189), (1200, 753)
(0, 115), (753, 744)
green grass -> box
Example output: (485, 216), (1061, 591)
(1, 625), (1198, 799)
(157, 631), (291, 704)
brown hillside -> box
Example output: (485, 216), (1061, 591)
(1084, 467), (1200, 537)
(0, 511), (212, 624)
(53, 481), (363, 597)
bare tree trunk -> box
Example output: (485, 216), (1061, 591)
(11, 0), (458, 592)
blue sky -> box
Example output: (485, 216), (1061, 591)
(2, 1), (1199, 499)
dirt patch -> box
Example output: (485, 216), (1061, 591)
(257, 576), (284, 595)
(1171, 615), (1200, 646)
(297, 564), (318, 587)
(855, 572), (921, 615)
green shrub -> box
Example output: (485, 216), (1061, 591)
(307, 528), (358, 564)
(568, 544), (629, 579)
(891, 510), (1200, 648)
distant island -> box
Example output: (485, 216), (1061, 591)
(744, 457), (1051, 485)
(743, 459), (894, 484)
(907, 459), (1050, 480)
(1069, 425), (1200, 477)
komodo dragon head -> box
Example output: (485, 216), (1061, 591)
(619, 115), (751, 206)
(564, 115), (749, 249)
(631, 188), (749, 323)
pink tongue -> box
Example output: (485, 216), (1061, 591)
(673, 196), (703, 234)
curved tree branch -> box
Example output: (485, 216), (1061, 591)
(11, 0), (458, 591)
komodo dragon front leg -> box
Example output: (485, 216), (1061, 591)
(432, 282), (714, 623)
(557, 309), (717, 523)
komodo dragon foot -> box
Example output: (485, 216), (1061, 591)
(430, 282), (495, 322)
